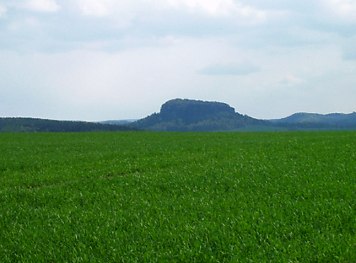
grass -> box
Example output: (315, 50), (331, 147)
(0, 131), (355, 262)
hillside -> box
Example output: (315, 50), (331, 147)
(3, 100), (356, 132)
(0, 118), (134, 132)
(132, 99), (266, 131)
(272, 112), (356, 129)
(132, 99), (356, 131)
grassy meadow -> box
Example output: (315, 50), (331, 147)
(0, 131), (355, 262)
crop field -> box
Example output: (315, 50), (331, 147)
(0, 131), (355, 262)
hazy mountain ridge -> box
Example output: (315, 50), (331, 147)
(100, 119), (137, 125)
(0, 118), (134, 132)
(132, 99), (356, 131)
(271, 112), (356, 129)
(2, 99), (355, 132)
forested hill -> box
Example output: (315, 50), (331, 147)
(132, 99), (266, 131)
(132, 99), (356, 131)
(270, 112), (356, 129)
(2, 100), (355, 132)
(0, 118), (134, 132)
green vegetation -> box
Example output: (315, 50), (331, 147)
(0, 118), (134, 132)
(0, 131), (355, 262)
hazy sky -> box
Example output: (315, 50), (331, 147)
(0, 0), (355, 121)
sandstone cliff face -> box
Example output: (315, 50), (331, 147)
(159, 99), (236, 124)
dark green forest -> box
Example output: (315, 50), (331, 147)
(0, 118), (134, 132)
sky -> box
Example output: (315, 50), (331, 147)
(0, 0), (355, 121)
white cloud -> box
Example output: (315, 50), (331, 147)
(72, 0), (140, 29)
(199, 62), (260, 76)
(76, 0), (114, 17)
(278, 73), (304, 86)
(165, 0), (236, 16)
(8, 17), (41, 31)
(72, 0), (268, 23)
(0, 4), (7, 17)
(24, 0), (60, 13)
(321, 0), (356, 22)
(162, 0), (267, 22)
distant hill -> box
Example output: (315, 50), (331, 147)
(3, 100), (356, 132)
(132, 99), (266, 131)
(100, 119), (137, 125)
(132, 99), (356, 131)
(271, 112), (356, 129)
(0, 118), (135, 132)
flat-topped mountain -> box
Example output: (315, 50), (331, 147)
(159, 99), (235, 123)
(132, 99), (265, 131)
(132, 99), (356, 131)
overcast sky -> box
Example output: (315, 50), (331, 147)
(0, 0), (355, 121)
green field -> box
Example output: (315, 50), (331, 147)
(0, 132), (355, 262)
